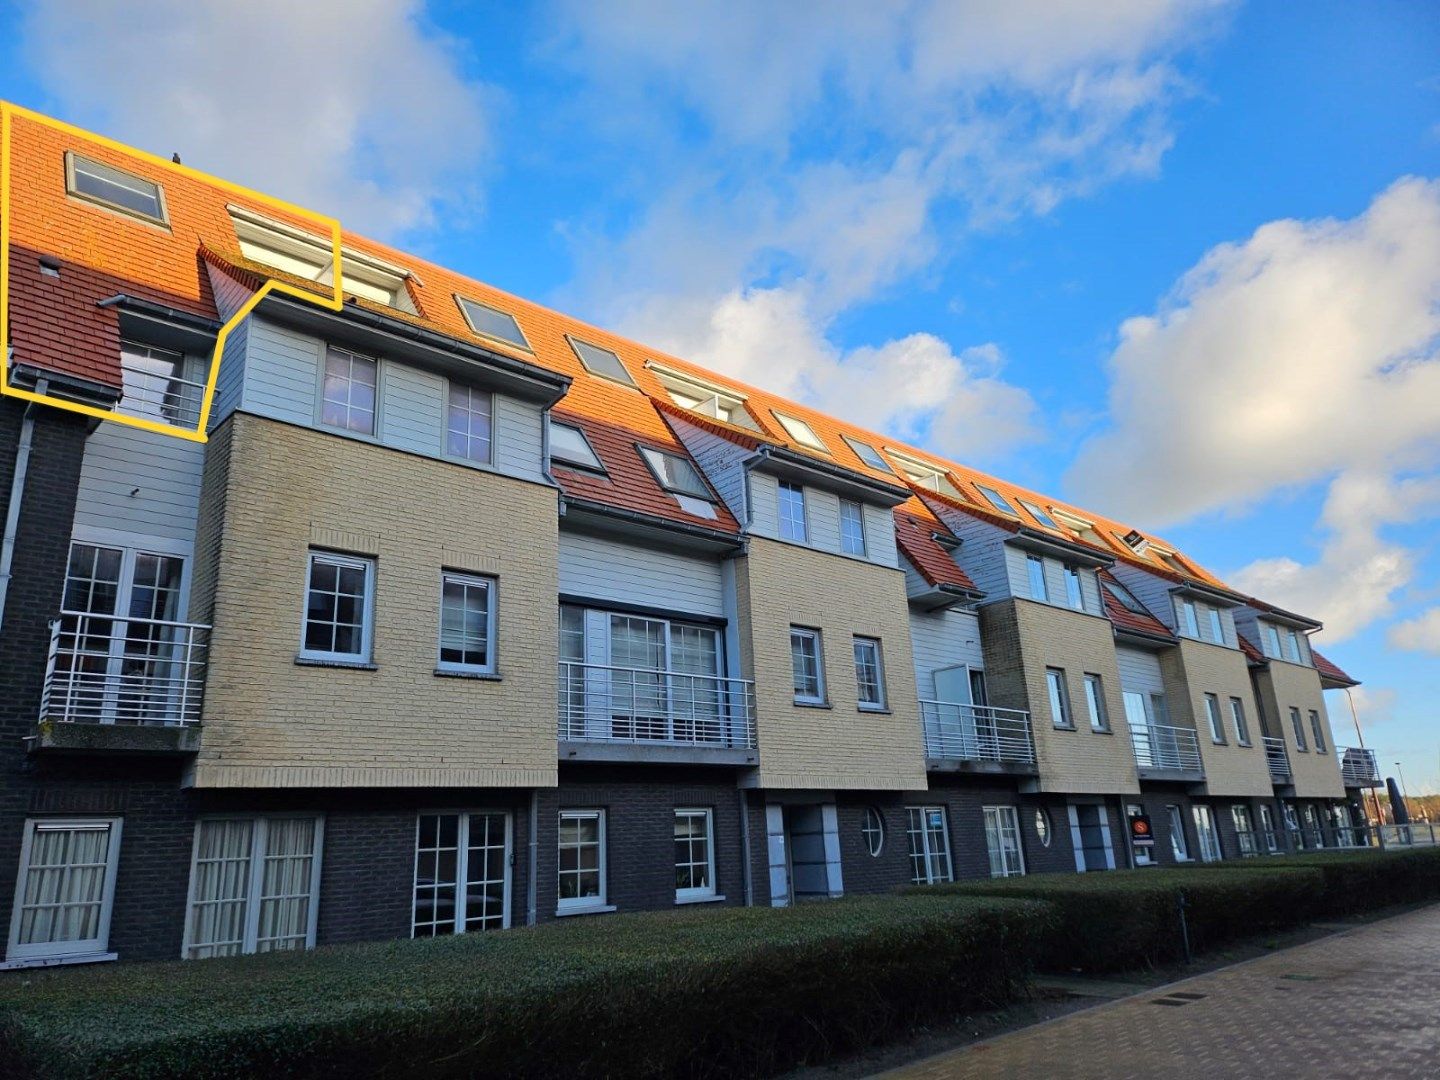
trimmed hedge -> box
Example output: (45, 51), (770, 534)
(1201, 846), (1440, 917)
(911, 867), (1327, 972)
(0, 894), (1051, 1080)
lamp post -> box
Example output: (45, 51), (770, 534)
(1396, 761), (1412, 823)
(1345, 687), (1386, 827)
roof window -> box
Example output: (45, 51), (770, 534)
(1018, 499), (1059, 530)
(842, 435), (893, 473)
(975, 484), (1017, 517)
(772, 411), (829, 453)
(66, 152), (167, 226)
(550, 422), (604, 472)
(457, 297), (529, 350)
(639, 446), (712, 501)
(569, 338), (636, 387)
(1103, 578), (1150, 617)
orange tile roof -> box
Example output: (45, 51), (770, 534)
(1098, 570), (1175, 641)
(1311, 648), (1358, 688)
(893, 498), (978, 593)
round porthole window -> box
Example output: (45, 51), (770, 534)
(1034, 808), (1052, 847)
(862, 806), (885, 857)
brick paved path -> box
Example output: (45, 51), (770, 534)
(877, 904), (1440, 1079)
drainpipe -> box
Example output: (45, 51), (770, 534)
(527, 789), (539, 926)
(0, 378), (48, 636)
(738, 784), (754, 907)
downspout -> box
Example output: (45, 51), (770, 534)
(527, 788), (539, 926)
(738, 784), (754, 907)
(0, 378), (48, 636)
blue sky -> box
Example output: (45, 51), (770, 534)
(3, 1), (1438, 792)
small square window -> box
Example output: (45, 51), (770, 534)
(791, 627), (825, 704)
(445, 383), (493, 464)
(319, 347), (378, 435)
(842, 435), (892, 473)
(438, 572), (495, 673)
(66, 152), (167, 225)
(839, 499), (867, 556)
(456, 297), (529, 350)
(569, 338), (635, 387)
(975, 484), (1016, 516)
(301, 551), (375, 662)
(550, 422), (605, 472)
(639, 446), (712, 500)
(853, 636), (886, 710)
(772, 411), (829, 453)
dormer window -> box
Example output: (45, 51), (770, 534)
(646, 362), (756, 428)
(886, 448), (963, 498)
(772, 411), (829, 453)
(569, 338), (635, 387)
(456, 297), (529, 351)
(842, 435), (892, 473)
(550, 422), (604, 472)
(1018, 500), (1059, 530)
(638, 447), (712, 501)
(66, 152), (168, 226)
(1052, 508), (1105, 547)
(975, 484), (1017, 517)
(1121, 529), (1150, 555)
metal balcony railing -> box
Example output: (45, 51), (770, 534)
(558, 662), (756, 749)
(1265, 736), (1291, 781)
(1130, 723), (1202, 772)
(40, 613), (210, 726)
(919, 701), (1034, 765)
(1339, 747), (1381, 787)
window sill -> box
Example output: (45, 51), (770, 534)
(295, 656), (378, 671)
(1052, 723), (1076, 731)
(857, 705), (891, 715)
(434, 668), (503, 681)
(793, 700), (833, 710)
(0, 951), (117, 971)
(1089, 728), (1113, 735)
(555, 903), (617, 918)
(675, 893), (726, 906)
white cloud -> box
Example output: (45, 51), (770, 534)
(1389, 608), (1440, 654)
(1329, 685), (1398, 729)
(21, 0), (494, 238)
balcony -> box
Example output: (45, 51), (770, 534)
(558, 662), (757, 765)
(35, 613), (208, 754)
(920, 701), (1036, 773)
(1131, 723), (1204, 782)
(1340, 747), (1381, 787)
(1265, 736), (1292, 783)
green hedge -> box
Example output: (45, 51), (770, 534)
(1200, 846), (1440, 916)
(910, 867), (1326, 973)
(0, 894), (1051, 1080)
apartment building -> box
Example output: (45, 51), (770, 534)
(0, 109), (1374, 969)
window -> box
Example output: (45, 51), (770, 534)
(1167, 805), (1190, 861)
(1127, 804), (1156, 866)
(646, 363), (754, 427)
(975, 484), (1016, 516)
(118, 343), (203, 428)
(1229, 697), (1251, 746)
(1204, 693), (1225, 744)
(906, 807), (953, 884)
(6, 818), (122, 963)
(1181, 599), (1200, 638)
(674, 809), (716, 902)
(301, 551), (374, 662)
(438, 572), (495, 673)
(887, 449), (955, 494)
(1019, 500), (1059, 529)
(184, 817), (322, 958)
(1290, 707), (1308, 751)
(320, 347), (377, 435)
(1309, 710), (1328, 753)
(557, 810), (607, 912)
(1063, 565), (1085, 610)
(66, 152), (167, 224)
(772, 411), (828, 452)
(1192, 806), (1222, 862)
(1082, 674), (1109, 732)
(639, 447), (712, 500)
(1046, 668), (1072, 728)
(550, 422), (604, 471)
(445, 383), (493, 463)
(1034, 808), (1052, 847)
(790, 627), (825, 704)
(853, 636), (886, 710)
(839, 499), (867, 556)
(1259, 805), (1280, 853)
(1283, 629), (1302, 662)
(456, 297), (529, 350)
(413, 812), (510, 936)
(1263, 624), (1283, 658)
(842, 435), (892, 473)
(861, 807), (885, 856)
(1027, 555), (1049, 601)
(1103, 578), (1150, 616)
(1207, 606), (1225, 644)
(983, 806), (1026, 878)
(777, 480), (808, 542)
(1231, 805), (1257, 857)
(569, 338), (635, 386)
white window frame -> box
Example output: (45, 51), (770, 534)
(1229, 696), (1251, 746)
(1181, 598), (1200, 638)
(443, 381), (494, 465)
(1207, 606), (1225, 644)
(1167, 804), (1191, 862)
(549, 421), (605, 472)
(6, 818), (123, 964)
(771, 411), (829, 453)
(1259, 804), (1280, 853)
(412, 811), (513, 936)
(182, 815), (324, 959)
(557, 809), (609, 914)
(638, 446), (713, 501)
(1263, 623), (1283, 658)
(1063, 565), (1085, 610)
(65, 151), (168, 226)
(983, 806), (1026, 878)
(839, 498), (867, 556)
(1046, 667), (1072, 728)
(299, 550), (376, 663)
(317, 346), (380, 436)
(1082, 673), (1109, 732)
(674, 808), (718, 903)
(1231, 805), (1257, 857)
(852, 635), (887, 711)
(1204, 692), (1226, 744)
(861, 807), (885, 857)
(842, 435), (892, 473)
(777, 480), (808, 542)
(1309, 710), (1328, 754)
(1283, 629), (1302, 663)
(790, 626), (826, 705)
(1290, 706), (1308, 751)
(906, 806), (953, 885)
(1192, 805), (1222, 862)
(437, 571), (497, 674)
(1027, 555), (1049, 601)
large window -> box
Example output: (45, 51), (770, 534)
(1229, 697), (1251, 746)
(1063, 565), (1084, 610)
(790, 627), (825, 704)
(906, 807), (953, 884)
(1207, 606), (1225, 643)
(983, 806), (1026, 878)
(1258, 804), (1280, 853)
(1046, 668), (1072, 728)
(1192, 806), (1222, 862)
(66, 152), (167, 224)
(1181, 599), (1200, 638)
(445, 383), (493, 463)
(1263, 623), (1283, 658)
(118, 342), (203, 428)
(1166, 805), (1190, 861)
(674, 809), (716, 902)
(839, 499), (867, 556)
(438, 572), (496, 674)
(184, 817), (322, 959)
(301, 551), (375, 662)
(557, 810), (607, 913)
(413, 812), (510, 936)
(1027, 556), (1048, 601)
(6, 819), (122, 964)
(1231, 805), (1257, 857)
(777, 481), (807, 542)
(320, 347), (378, 435)
(852, 636), (886, 710)
(1309, 710), (1328, 753)
(1290, 706), (1308, 751)
(1082, 674), (1109, 733)
(1204, 693), (1225, 744)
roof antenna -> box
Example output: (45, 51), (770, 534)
(172, 152), (182, 165)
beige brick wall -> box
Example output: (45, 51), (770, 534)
(737, 536), (927, 790)
(981, 598), (1141, 795)
(1158, 639), (1274, 797)
(1253, 661), (1346, 798)
(189, 413), (560, 788)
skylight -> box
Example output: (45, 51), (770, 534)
(975, 484), (1017, 516)
(639, 446), (712, 501)
(550, 422), (604, 471)
(1103, 579), (1150, 617)
(1018, 499), (1059, 530)
(457, 297), (529, 350)
(66, 153), (167, 225)
(569, 338), (636, 387)
(842, 435), (892, 473)
(772, 411), (829, 453)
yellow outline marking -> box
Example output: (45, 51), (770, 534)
(0, 101), (345, 443)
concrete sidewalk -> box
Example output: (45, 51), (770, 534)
(876, 903), (1440, 1079)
